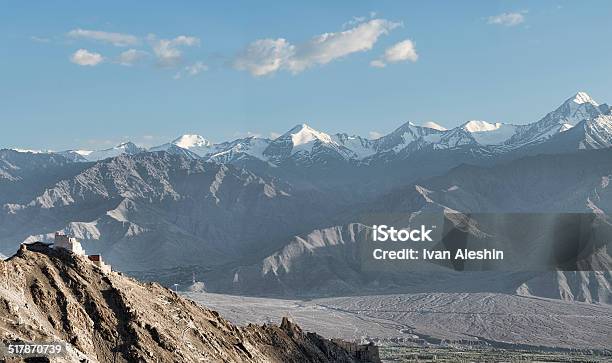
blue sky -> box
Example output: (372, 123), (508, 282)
(1, 1), (611, 150)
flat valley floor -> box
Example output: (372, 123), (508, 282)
(183, 292), (612, 362)
(379, 346), (612, 362)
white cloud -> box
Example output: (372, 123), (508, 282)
(487, 12), (526, 26)
(369, 131), (383, 139)
(117, 49), (148, 66)
(383, 39), (418, 62)
(289, 19), (401, 73)
(234, 18), (400, 76)
(370, 39), (418, 68)
(70, 49), (104, 66)
(68, 28), (139, 47)
(234, 38), (294, 76)
(173, 61), (208, 79)
(270, 132), (281, 139)
(172, 62), (208, 79)
(149, 35), (200, 67)
(185, 61), (208, 75)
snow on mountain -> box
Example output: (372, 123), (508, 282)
(363, 92), (609, 158)
(150, 134), (212, 157)
(332, 133), (376, 159)
(539, 114), (612, 152)
(86, 142), (146, 161)
(580, 115), (612, 149)
(207, 137), (271, 163)
(422, 121), (447, 131)
(284, 124), (332, 153)
(462, 121), (518, 145)
(8, 91), (612, 166)
(572, 91), (598, 106)
(507, 92), (608, 147)
(159, 93), (611, 165)
(289, 124), (332, 151)
(263, 124), (355, 164)
(370, 121), (477, 156)
(9, 148), (50, 154)
(57, 150), (90, 162)
(60, 142), (146, 162)
(462, 120), (501, 132)
(557, 91), (603, 125)
(173, 134), (211, 149)
(372, 122), (439, 152)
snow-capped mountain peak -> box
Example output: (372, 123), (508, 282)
(462, 120), (502, 133)
(543, 91), (605, 128)
(284, 123), (333, 146)
(262, 123), (355, 164)
(572, 91), (598, 106)
(172, 134), (212, 149)
(149, 134), (212, 158)
(9, 91), (612, 167)
(205, 136), (272, 165)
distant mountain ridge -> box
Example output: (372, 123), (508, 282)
(8, 92), (611, 165)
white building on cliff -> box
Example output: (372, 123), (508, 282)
(53, 232), (85, 256)
(53, 232), (111, 273)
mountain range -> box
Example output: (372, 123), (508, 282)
(22, 91), (611, 166)
(1, 91), (611, 304)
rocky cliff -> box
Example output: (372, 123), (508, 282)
(0, 243), (363, 362)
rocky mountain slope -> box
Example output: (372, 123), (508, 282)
(374, 147), (612, 214)
(214, 149), (612, 301)
(0, 243), (361, 362)
(0, 152), (337, 271)
(0, 150), (88, 205)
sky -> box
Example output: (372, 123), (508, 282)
(1, 1), (612, 151)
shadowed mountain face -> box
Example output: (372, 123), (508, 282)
(0, 243), (358, 362)
(0, 152), (337, 271)
(373, 148), (612, 214)
(203, 149), (612, 302)
(0, 150), (89, 205)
